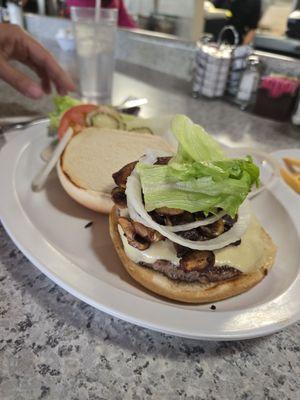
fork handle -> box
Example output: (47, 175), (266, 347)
(0, 116), (49, 135)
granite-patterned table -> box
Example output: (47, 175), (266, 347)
(0, 41), (300, 400)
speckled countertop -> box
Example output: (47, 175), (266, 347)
(0, 41), (300, 400)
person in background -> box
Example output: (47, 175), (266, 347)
(22, 0), (38, 13)
(0, 24), (75, 98)
(212, 0), (262, 44)
(66, 0), (137, 28)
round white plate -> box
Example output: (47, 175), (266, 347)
(0, 125), (300, 340)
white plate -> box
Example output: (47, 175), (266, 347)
(1, 125), (300, 340)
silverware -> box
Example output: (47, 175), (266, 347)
(117, 97), (148, 111)
(0, 116), (49, 136)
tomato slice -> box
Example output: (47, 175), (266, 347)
(58, 104), (98, 139)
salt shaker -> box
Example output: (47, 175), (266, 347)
(236, 56), (261, 108)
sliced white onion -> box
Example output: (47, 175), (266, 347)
(165, 210), (227, 232)
(126, 175), (251, 251)
(127, 200), (153, 228)
(126, 150), (173, 227)
(127, 190), (226, 233)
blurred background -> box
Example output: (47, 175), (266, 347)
(6, 0), (300, 56)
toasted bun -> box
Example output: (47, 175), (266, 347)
(57, 127), (172, 214)
(57, 161), (113, 213)
(109, 206), (277, 304)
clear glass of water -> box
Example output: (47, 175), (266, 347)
(71, 7), (118, 104)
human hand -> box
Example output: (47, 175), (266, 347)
(0, 24), (76, 99)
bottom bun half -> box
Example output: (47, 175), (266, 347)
(109, 206), (277, 304)
(57, 161), (113, 214)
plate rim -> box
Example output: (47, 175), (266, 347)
(1, 129), (300, 341)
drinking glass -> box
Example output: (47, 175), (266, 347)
(71, 7), (118, 104)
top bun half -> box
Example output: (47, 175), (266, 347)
(58, 127), (173, 213)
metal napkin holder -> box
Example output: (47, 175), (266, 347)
(193, 26), (252, 98)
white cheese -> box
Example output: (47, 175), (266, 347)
(118, 216), (267, 274)
(214, 216), (266, 273)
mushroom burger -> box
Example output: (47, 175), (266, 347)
(109, 115), (276, 303)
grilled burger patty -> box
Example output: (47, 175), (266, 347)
(140, 260), (241, 283)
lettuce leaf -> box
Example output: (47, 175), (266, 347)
(48, 95), (81, 133)
(171, 114), (225, 163)
(137, 115), (259, 217)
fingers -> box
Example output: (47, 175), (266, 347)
(23, 59), (52, 95)
(35, 68), (51, 95)
(41, 74), (51, 94)
(25, 35), (76, 93)
(0, 56), (44, 99)
(24, 57), (69, 96)
(0, 26), (76, 97)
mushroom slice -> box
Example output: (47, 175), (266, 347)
(223, 214), (238, 230)
(131, 221), (149, 238)
(178, 228), (202, 241)
(155, 207), (184, 216)
(111, 187), (127, 209)
(112, 161), (138, 188)
(150, 230), (165, 243)
(118, 217), (135, 240)
(149, 211), (166, 226)
(180, 250), (215, 272)
(200, 219), (225, 238)
(154, 156), (172, 166)
(118, 217), (150, 250)
(128, 237), (150, 251)
(167, 211), (195, 226)
(132, 221), (164, 242)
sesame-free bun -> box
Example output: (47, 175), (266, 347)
(57, 127), (172, 214)
(109, 206), (277, 304)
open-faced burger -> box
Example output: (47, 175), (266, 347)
(109, 115), (277, 303)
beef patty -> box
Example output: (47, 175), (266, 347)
(140, 260), (241, 284)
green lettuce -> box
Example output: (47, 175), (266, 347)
(48, 95), (81, 134)
(137, 115), (259, 217)
(171, 114), (225, 163)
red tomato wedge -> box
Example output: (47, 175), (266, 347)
(58, 104), (98, 139)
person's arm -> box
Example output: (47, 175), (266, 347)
(0, 24), (75, 99)
(243, 29), (256, 45)
(244, 0), (261, 45)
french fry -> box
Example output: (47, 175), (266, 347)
(283, 157), (300, 174)
(280, 167), (300, 194)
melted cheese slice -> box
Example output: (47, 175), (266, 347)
(214, 217), (266, 273)
(118, 216), (267, 274)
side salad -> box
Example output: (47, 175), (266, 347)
(48, 95), (157, 138)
